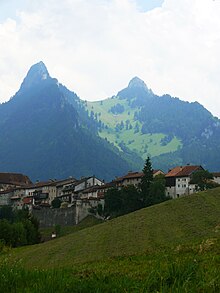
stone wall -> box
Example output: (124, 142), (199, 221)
(32, 199), (104, 227)
(32, 206), (77, 227)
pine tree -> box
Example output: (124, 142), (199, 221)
(140, 157), (153, 203)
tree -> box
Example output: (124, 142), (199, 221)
(120, 185), (142, 214)
(104, 186), (142, 217)
(140, 156), (153, 198)
(104, 188), (122, 217)
(148, 174), (169, 205)
(0, 208), (40, 247)
(0, 220), (13, 246)
(11, 222), (27, 247)
(51, 197), (61, 208)
(0, 206), (14, 222)
(190, 170), (216, 191)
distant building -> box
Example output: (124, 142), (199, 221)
(114, 170), (164, 188)
(58, 176), (104, 203)
(165, 165), (203, 198)
(0, 172), (32, 191)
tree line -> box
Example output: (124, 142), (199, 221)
(0, 206), (40, 248)
(104, 157), (170, 217)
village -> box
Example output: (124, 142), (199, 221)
(1, 165), (220, 216)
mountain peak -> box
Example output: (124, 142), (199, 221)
(20, 61), (50, 90)
(128, 77), (148, 90)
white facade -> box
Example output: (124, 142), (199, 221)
(75, 177), (104, 192)
(166, 177), (197, 198)
(175, 177), (197, 197)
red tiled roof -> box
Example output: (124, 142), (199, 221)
(166, 166), (203, 177)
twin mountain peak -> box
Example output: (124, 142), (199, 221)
(21, 61), (150, 97)
(0, 61), (219, 182)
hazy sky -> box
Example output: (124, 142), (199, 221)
(1, 0), (220, 117)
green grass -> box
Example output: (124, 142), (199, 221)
(1, 188), (220, 291)
(3, 188), (220, 268)
(87, 97), (182, 160)
(0, 245), (219, 292)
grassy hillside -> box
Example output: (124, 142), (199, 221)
(4, 188), (220, 269)
(1, 188), (220, 291)
(87, 97), (182, 161)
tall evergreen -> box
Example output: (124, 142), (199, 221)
(140, 157), (153, 192)
(140, 157), (153, 204)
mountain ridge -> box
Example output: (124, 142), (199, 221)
(87, 76), (220, 172)
(1, 61), (220, 179)
(0, 62), (139, 181)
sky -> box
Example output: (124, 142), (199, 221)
(0, 0), (220, 117)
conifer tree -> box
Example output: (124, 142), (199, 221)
(140, 156), (154, 203)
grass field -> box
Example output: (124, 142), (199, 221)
(1, 188), (220, 291)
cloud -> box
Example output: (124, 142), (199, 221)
(0, 0), (220, 117)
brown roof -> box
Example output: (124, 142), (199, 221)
(114, 172), (143, 182)
(0, 172), (32, 186)
(166, 166), (203, 177)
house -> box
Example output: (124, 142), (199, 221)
(55, 178), (77, 198)
(59, 176), (104, 203)
(114, 170), (164, 188)
(165, 165), (204, 198)
(80, 182), (115, 199)
(10, 187), (26, 209)
(0, 172), (32, 192)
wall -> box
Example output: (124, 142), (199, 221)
(32, 199), (103, 227)
(32, 206), (77, 227)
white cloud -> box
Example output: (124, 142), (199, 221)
(0, 0), (220, 117)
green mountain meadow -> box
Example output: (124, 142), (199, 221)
(86, 77), (220, 172)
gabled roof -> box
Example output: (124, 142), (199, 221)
(166, 165), (203, 178)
